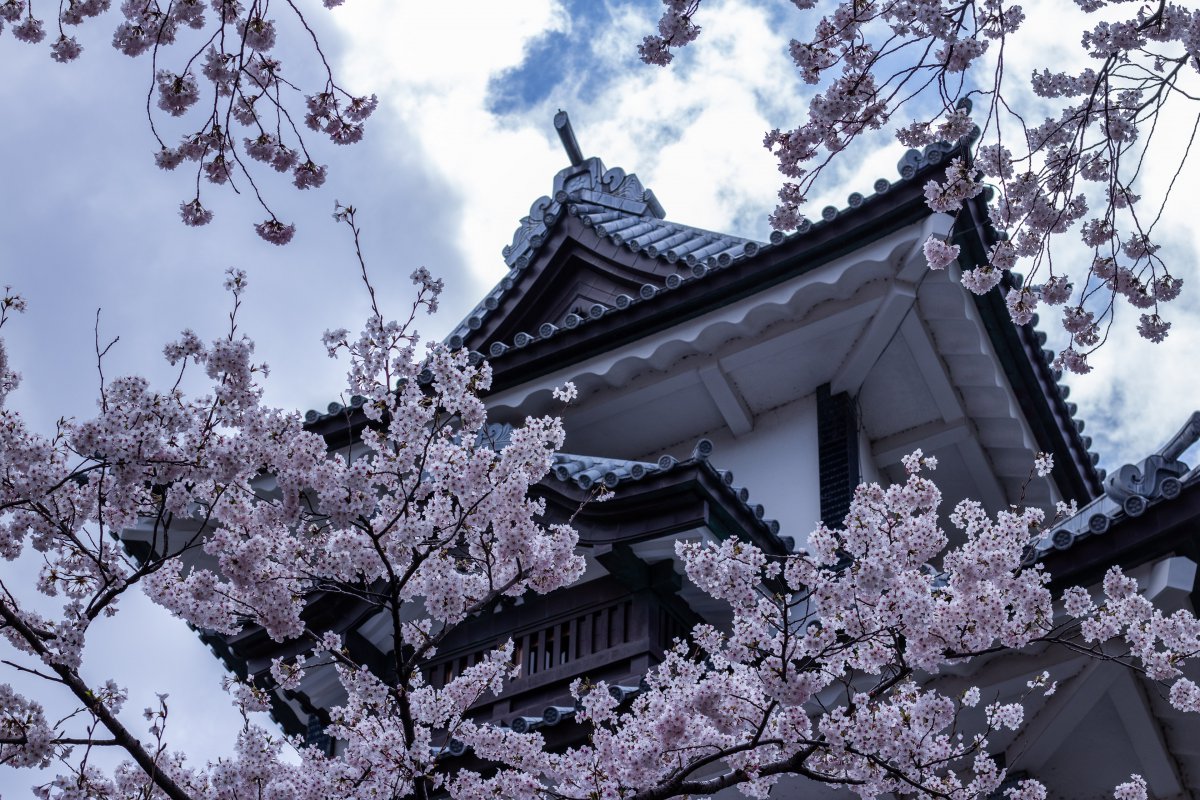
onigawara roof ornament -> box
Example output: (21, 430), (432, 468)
(1103, 410), (1200, 515)
(502, 110), (668, 270)
(1032, 411), (1200, 559)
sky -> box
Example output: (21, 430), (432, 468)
(1, 0), (1199, 793)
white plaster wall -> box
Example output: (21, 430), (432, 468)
(858, 423), (882, 486)
(637, 393), (822, 550)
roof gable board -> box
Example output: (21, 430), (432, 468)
(459, 221), (693, 355)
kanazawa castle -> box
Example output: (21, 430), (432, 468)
(133, 114), (1200, 798)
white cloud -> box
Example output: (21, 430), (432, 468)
(328, 0), (570, 290)
(974, 2), (1200, 469)
(328, 0), (829, 270)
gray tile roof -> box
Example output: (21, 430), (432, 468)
(303, 395), (367, 425)
(1027, 412), (1200, 561)
(548, 437), (792, 549)
(444, 141), (978, 360)
(445, 154), (761, 353)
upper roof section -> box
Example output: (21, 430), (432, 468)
(504, 111), (759, 273)
(446, 111), (761, 353)
(495, 159), (759, 270)
(444, 121), (971, 378)
(301, 115), (1102, 508)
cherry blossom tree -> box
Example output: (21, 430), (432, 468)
(0, 0), (375, 245)
(642, 0), (1200, 374)
(0, 223), (1196, 799)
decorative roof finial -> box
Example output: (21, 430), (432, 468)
(554, 110), (585, 167)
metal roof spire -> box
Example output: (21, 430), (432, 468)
(554, 110), (584, 166)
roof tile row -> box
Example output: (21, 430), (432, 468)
(548, 438), (792, 548)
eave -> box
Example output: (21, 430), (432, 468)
(536, 446), (794, 557)
(1042, 480), (1200, 591)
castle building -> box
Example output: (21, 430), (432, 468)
(158, 114), (1200, 798)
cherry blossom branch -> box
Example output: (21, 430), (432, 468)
(0, 600), (195, 800)
(642, 0), (1200, 368)
(2, 0), (375, 243)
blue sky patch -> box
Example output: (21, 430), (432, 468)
(486, 0), (631, 116)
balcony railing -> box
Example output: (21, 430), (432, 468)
(425, 575), (697, 725)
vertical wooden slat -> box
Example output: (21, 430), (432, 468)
(629, 593), (649, 644)
(579, 614), (592, 659)
(595, 607), (610, 652)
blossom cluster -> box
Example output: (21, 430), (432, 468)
(447, 453), (1188, 800)
(2, 265), (1199, 798)
(1, 0), (374, 243)
(642, 0), (1199, 368)
(637, 0), (701, 65)
(0, 266), (588, 798)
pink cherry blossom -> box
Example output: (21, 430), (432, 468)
(238, 16), (275, 52)
(254, 218), (296, 246)
(1137, 313), (1171, 343)
(49, 35), (82, 62)
(1, 266), (1198, 799)
(11, 14), (44, 42)
(292, 160), (327, 190)
(923, 236), (960, 270)
(0, 0), (371, 239)
(178, 198), (213, 226)
(155, 70), (200, 116)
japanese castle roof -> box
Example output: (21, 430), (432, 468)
(437, 114), (1100, 501)
(546, 438), (793, 552)
(305, 114), (1102, 500)
(445, 113), (959, 372)
(1037, 411), (1200, 588)
(465, 420), (792, 552)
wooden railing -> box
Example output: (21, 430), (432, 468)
(434, 597), (637, 689)
(425, 576), (697, 724)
